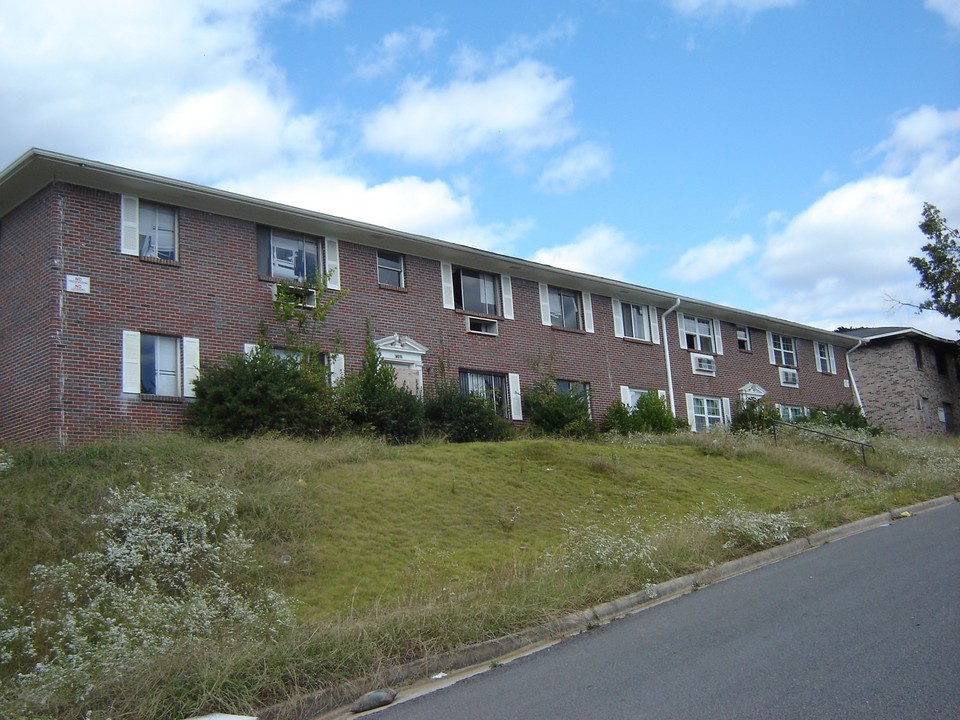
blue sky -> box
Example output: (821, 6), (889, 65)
(3, 0), (959, 335)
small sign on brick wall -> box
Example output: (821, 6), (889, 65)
(65, 275), (90, 294)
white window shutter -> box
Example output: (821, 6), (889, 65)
(329, 353), (345, 384)
(122, 330), (141, 393)
(713, 319), (724, 355)
(583, 292), (594, 333)
(121, 195), (139, 256)
(612, 298), (624, 338)
(508, 373), (523, 420)
(182, 337), (200, 397)
(657, 389), (667, 401)
(325, 238), (341, 290)
(828, 344), (836, 374)
(441, 262), (455, 309)
(501, 275), (514, 320)
(721, 397), (732, 424)
(243, 343), (258, 357)
(538, 283), (552, 326)
(685, 393), (696, 429)
(619, 385), (631, 405)
(650, 307), (661, 344)
(766, 331), (776, 365)
(678, 313), (688, 349)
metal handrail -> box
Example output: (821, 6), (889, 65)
(770, 419), (875, 465)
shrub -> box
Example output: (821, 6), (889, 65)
(0, 476), (294, 717)
(185, 347), (342, 439)
(803, 403), (875, 432)
(336, 329), (425, 444)
(731, 397), (780, 433)
(424, 383), (514, 443)
(602, 391), (681, 434)
(523, 379), (596, 438)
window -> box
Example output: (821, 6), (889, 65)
(621, 386), (667, 407)
(460, 371), (509, 417)
(138, 201), (177, 260)
(681, 314), (717, 353)
(121, 196), (178, 261)
(377, 251), (404, 287)
(271, 230), (319, 282)
(122, 331), (198, 398)
(736, 327), (751, 352)
(556, 379), (589, 396)
(769, 333), (797, 367)
(935, 349), (947, 376)
(621, 302), (650, 341)
(690, 395), (723, 432)
(778, 404), (807, 422)
(815, 342), (836, 374)
(454, 268), (498, 315)
(914, 342), (924, 370)
(549, 286), (581, 329)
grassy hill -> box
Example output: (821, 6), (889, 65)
(1, 429), (957, 719)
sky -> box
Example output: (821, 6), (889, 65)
(2, 0), (959, 337)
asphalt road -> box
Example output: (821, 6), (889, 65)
(372, 502), (960, 719)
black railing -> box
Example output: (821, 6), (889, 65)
(770, 420), (875, 465)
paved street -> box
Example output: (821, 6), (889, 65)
(373, 502), (960, 719)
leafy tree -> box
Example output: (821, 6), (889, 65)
(730, 397), (780, 434)
(601, 390), (682, 434)
(523, 377), (596, 438)
(909, 203), (960, 323)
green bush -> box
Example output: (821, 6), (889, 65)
(424, 384), (514, 443)
(803, 403), (875, 431)
(731, 397), (780, 434)
(602, 391), (680, 434)
(336, 331), (425, 444)
(523, 379), (596, 438)
(185, 348), (342, 439)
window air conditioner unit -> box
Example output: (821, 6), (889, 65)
(692, 354), (716, 374)
(271, 283), (317, 309)
(780, 368), (799, 387)
(466, 316), (498, 336)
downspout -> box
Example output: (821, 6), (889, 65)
(661, 298), (682, 417)
(844, 339), (864, 410)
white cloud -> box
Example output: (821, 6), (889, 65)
(925, 0), (960, 30)
(221, 164), (529, 253)
(530, 223), (644, 280)
(307, 0), (348, 22)
(669, 235), (756, 282)
(666, 0), (797, 17)
(355, 26), (446, 79)
(362, 60), (576, 165)
(537, 142), (612, 194)
(755, 105), (960, 334)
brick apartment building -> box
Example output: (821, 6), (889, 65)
(845, 327), (960, 438)
(0, 149), (861, 447)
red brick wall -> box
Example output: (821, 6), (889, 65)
(0, 182), (858, 445)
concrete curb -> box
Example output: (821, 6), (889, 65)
(263, 495), (958, 720)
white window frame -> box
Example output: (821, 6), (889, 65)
(613, 300), (653, 341)
(270, 230), (320, 283)
(121, 195), (178, 261)
(815, 342), (836, 374)
(685, 394), (731, 432)
(776, 404), (807, 422)
(441, 264), (513, 319)
(540, 284), (592, 331)
(736, 327), (751, 352)
(122, 331), (198, 397)
(679, 313), (722, 354)
(767, 332), (797, 367)
(620, 386), (667, 407)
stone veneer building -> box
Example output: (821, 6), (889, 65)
(845, 327), (960, 438)
(0, 149), (861, 447)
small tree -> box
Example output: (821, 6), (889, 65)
(602, 390), (681, 434)
(909, 203), (960, 324)
(336, 325), (425, 443)
(730, 397), (780, 433)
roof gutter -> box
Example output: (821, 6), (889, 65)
(661, 298), (682, 416)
